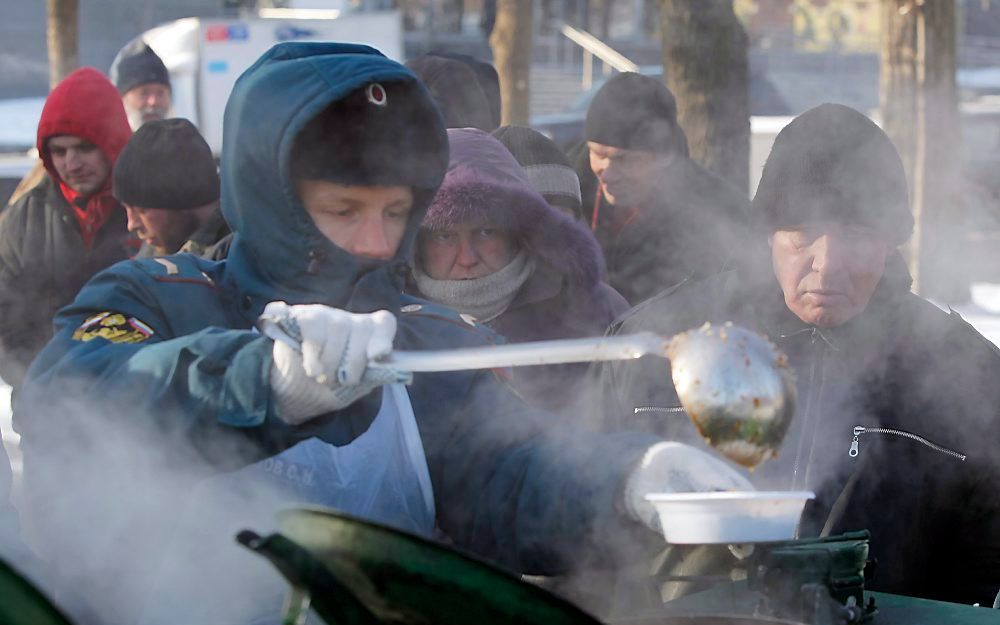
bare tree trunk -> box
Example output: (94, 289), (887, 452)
(490, 0), (533, 124)
(880, 0), (961, 300)
(659, 0), (750, 192)
(47, 0), (79, 89)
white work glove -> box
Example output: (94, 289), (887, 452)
(624, 442), (754, 531)
(259, 301), (399, 425)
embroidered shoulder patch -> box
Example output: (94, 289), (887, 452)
(72, 312), (155, 344)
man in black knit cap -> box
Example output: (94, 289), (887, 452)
(113, 118), (228, 257)
(595, 103), (1000, 605)
(584, 72), (749, 304)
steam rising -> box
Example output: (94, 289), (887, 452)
(5, 2), (1000, 619)
(6, 375), (317, 625)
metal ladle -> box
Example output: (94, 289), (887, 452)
(262, 317), (796, 469)
(375, 322), (795, 468)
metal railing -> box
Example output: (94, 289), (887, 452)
(559, 24), (638, 89)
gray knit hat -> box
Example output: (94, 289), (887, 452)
(110, 39), (171, 95)
(492, 125), (582, 219)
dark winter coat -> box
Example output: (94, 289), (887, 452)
(588, 156), (750, 305)
(16, 44), (658, 624)
(0, 68), (131, 390)
(0, 175), (130, 389)
(490, 266), (627, 413)
(411, 129), (629, 413)
(596, 254), (1000, 605)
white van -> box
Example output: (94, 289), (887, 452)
(135, 9), (403, 154)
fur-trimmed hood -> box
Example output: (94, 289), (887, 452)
(420, 128), (604, 287)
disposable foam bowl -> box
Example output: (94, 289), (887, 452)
(644, 491), (815, 544)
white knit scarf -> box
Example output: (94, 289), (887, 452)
(413, 251), (535, 322)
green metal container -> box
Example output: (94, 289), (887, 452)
(239, 506), (603, 625)
(238, 508), (1000, 625)
(0, 558), (74, 625)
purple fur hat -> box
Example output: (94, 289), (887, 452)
(421, 128), (605, 287)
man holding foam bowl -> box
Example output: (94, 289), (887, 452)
(596, 103), (1000, 606)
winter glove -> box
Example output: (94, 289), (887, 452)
(259, 301), (401, 425)
(623, 442), (754, 531)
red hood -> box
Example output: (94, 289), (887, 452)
(37, 67), (131, 190)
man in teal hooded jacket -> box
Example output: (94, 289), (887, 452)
(15, 43), (748, 624)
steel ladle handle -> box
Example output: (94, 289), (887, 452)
(259, 311), (669, 378)
(367, 332), (671, 373)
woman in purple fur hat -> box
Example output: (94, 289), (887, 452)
(410, 128), (628, 413)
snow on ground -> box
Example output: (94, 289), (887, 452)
(5, 282), (1000, 483)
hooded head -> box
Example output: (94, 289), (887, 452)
(418, 128), (603, 288)
(423, 52), (502, 129)
(37, 67), (131, 195)
(405, 54), (499, 132)
(221, 42), (448, 314)
(753, 103), (913, 246)
(753, 104), (912, 327)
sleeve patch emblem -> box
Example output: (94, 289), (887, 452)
(72, 312), (155, 344)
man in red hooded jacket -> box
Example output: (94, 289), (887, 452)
(0, 68), (132, 390)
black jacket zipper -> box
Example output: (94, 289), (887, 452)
(849, 425), (966, 461)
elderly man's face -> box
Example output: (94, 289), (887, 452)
(588, 142), (673, 208)
(771, 223), (894, 328)
(122, 82), (172, 129)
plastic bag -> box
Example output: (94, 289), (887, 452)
(141, 384), (435, 625)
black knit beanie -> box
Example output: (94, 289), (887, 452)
(492, 125), (582, 217)
(405, 55), (496, 132)
(289, 79), (448, 191)
(113, 118), (219, 210)
(753, 103), (913, 245)
(585, 72), (689, 156)
(111, 40), (171, 95)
